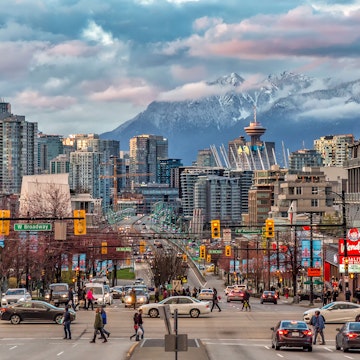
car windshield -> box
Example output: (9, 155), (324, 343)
(6, 289), (25, 295)
(322, 302), (335, 310)
(349, 323), (360, 331)
(50, 285), (67, 292)
(91, 287), (103, 295)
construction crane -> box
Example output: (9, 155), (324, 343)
(99, 156), (152, 212)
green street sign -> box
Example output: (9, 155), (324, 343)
(209, 249), (222, 254)
(116, 247), (132, 252)
(236, 229), (262, 235)
(14, 223), (52, 231)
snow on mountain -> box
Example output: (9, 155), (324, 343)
(101, 72), (360, 165)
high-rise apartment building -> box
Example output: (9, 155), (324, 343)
(129, 134), (168, 184)
(158, 158), (183, 185)
(314, 134), (354, 167)
(288, 149), (323, 171)
(50, 154), (70, 174)
(196, 149), (216, 167)
(0, 102), (38, 194)
(38, 133), (64, 173)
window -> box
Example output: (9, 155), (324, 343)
(312, 187), (318, 195)
(296, 187), (302, 195)
(311, 199), (319, 207)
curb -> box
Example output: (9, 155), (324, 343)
(124, 342), (140, 360)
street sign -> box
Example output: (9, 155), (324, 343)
(307, 268), (321, 277)
(236, 229), (262, 235)
(14, 223), (52, 231)
(116, 247), (132, 252)
(208, 249), (222, 254)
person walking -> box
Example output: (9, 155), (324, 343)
(154, 287), (160, 303)
(346, 289), (352, 302)
(63, 305), (72, 340)
(67, 286), (76, 311)
(99, 305), (110, 338)
(211, 288), (221, 312)
(130, 311), (139, 340)
(129, 288), (137, 310)
(86, 288), (95, 310)
(311, 310), (325, 345)
(90, 307), (107, 343)
(241, 290), (251, 311)
(137, 308), (144, 339)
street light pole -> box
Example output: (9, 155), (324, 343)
(341, 190), (349, 292)
(309, 212), (314, 306)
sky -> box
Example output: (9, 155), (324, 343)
(1, 0), (360, 136)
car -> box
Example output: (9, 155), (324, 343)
(104, 284), (113, 305)
(303, 301), (360, 324)
(0, 300), (76, 325)
(261, 290), (278, 304)
(1, 288), (32, 306)
(139, 295), (211, 318)
(124, 289), (150, 308)
(45, 283), (69, 306)
(271, 320), (313, 352)
(336, 321), (360, 352)
(224, 286), (235, 295)
(197, 289), (214, 301)
(85, 283), (106, 306)
(227, 289), (245, 302)
(110, 286), (124, 299)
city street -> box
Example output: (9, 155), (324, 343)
(0, 294), (349, 360)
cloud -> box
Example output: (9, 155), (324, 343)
(82, 20), (115, 46)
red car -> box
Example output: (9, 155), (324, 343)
(227, 289), (245, 302)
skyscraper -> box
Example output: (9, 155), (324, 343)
(129, 134), (168, 184)
(0, 102), (38, 194)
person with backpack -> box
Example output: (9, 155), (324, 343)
(130, 311), (139, 340)
(310, 310), (325, 345)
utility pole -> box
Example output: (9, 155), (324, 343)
(309, 212), (314, 306)
(342, 190), (349, 292)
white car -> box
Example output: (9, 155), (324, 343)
(197, 288), (214, 301)
(139, 296), (211, 318)
(1, 288), (32, 306)
(303, 301), (360, 324)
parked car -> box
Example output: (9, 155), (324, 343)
(139, 296), (211, 318)
(44, 283), (69, 306)
(197, 289), (214, 301)
(227, 289), (245, 303)
(336, 321), (360, 352)
(271, 320), (313, 352)
(0, 300), (76, 325)
(303, 301), (360, 324)
(1, 288), (32, 307)
(260, 290), (278, 304)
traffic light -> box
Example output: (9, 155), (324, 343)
(225, 245), (231, 257)
(73, 209), (86, 235)
(265, 218), (275, 238)
(182, 254), (187, 262)
(211, 220), (221, 238)
(0, 210), (10, 236)
(101, 241), (107, 255)
(344, 257), (349, 273)
(206, 254), (211, 263)
(199, 245), (206, 259)
(139, 240), (146, 254)
(75, 267), (80, 276)
(350, 273), (355, 279)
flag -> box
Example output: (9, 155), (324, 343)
(287, 200), (297, 224)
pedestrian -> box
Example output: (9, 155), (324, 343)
(241, 290), (251, 311)
(154, 287), (160, 303)
(130, 311), (139, 340)
(322, 288), (328, 306)
(192, 287), (198, 298)
(137, 308), (144, 339)
(86, 288), (94, 310)
(67, 286), (76, 311)
(211, 288), (221, 312)
(63, 305), (72, 340)
(129, 288), (137, 309)
(162, 288), (168, 299)
(354, 288), (360, 303)
(332, 287), (339, 302)
(99, 305), (110, 338)
(284, 287), (289, 300)
(90, 307), (107, 343)
(310, 310), (325, 345)
(345, 289), (352, 302)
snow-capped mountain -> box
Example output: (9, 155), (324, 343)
(101, 72), (360, 165)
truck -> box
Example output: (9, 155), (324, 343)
(45, 283), (69, 306)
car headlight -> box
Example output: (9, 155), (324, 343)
(61, 294), (67, 298)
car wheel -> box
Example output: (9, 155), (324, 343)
(343, 347), (349, 353)
(275, 341), (280, 350)
(190, 308), (200, 318)
(149, 308), (159, 318)
(260, 301), (263, 304)
(355, 314), (360, 322)
(274, 301), (277, 305)
(336, 342), (341, 351)
(10, 314), (21, 325)
(55, 314), (63, 324)
(306, 346), (312, 352)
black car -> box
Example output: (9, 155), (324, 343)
(0, 300), (76, 325)
(271, 320), (313, 352)
(261, 290), (278, 304)
(336, 322), (360, 352)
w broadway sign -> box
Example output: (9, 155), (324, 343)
(14, 223), (52, 231)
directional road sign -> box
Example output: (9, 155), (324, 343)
(14, 223), (52, 231)
(236, 229), (262, 235)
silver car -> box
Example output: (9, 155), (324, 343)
(1, 288), (32, 306)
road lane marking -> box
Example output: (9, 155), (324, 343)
(276, 354), (284, 358)
(9, 346), (17, 350)
(344, 356), (354, 360)
(57, 351), (64, 356)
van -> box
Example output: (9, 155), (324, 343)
(85, 283), (105, 306)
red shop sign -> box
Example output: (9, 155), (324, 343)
(339, 239), (360, 256)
